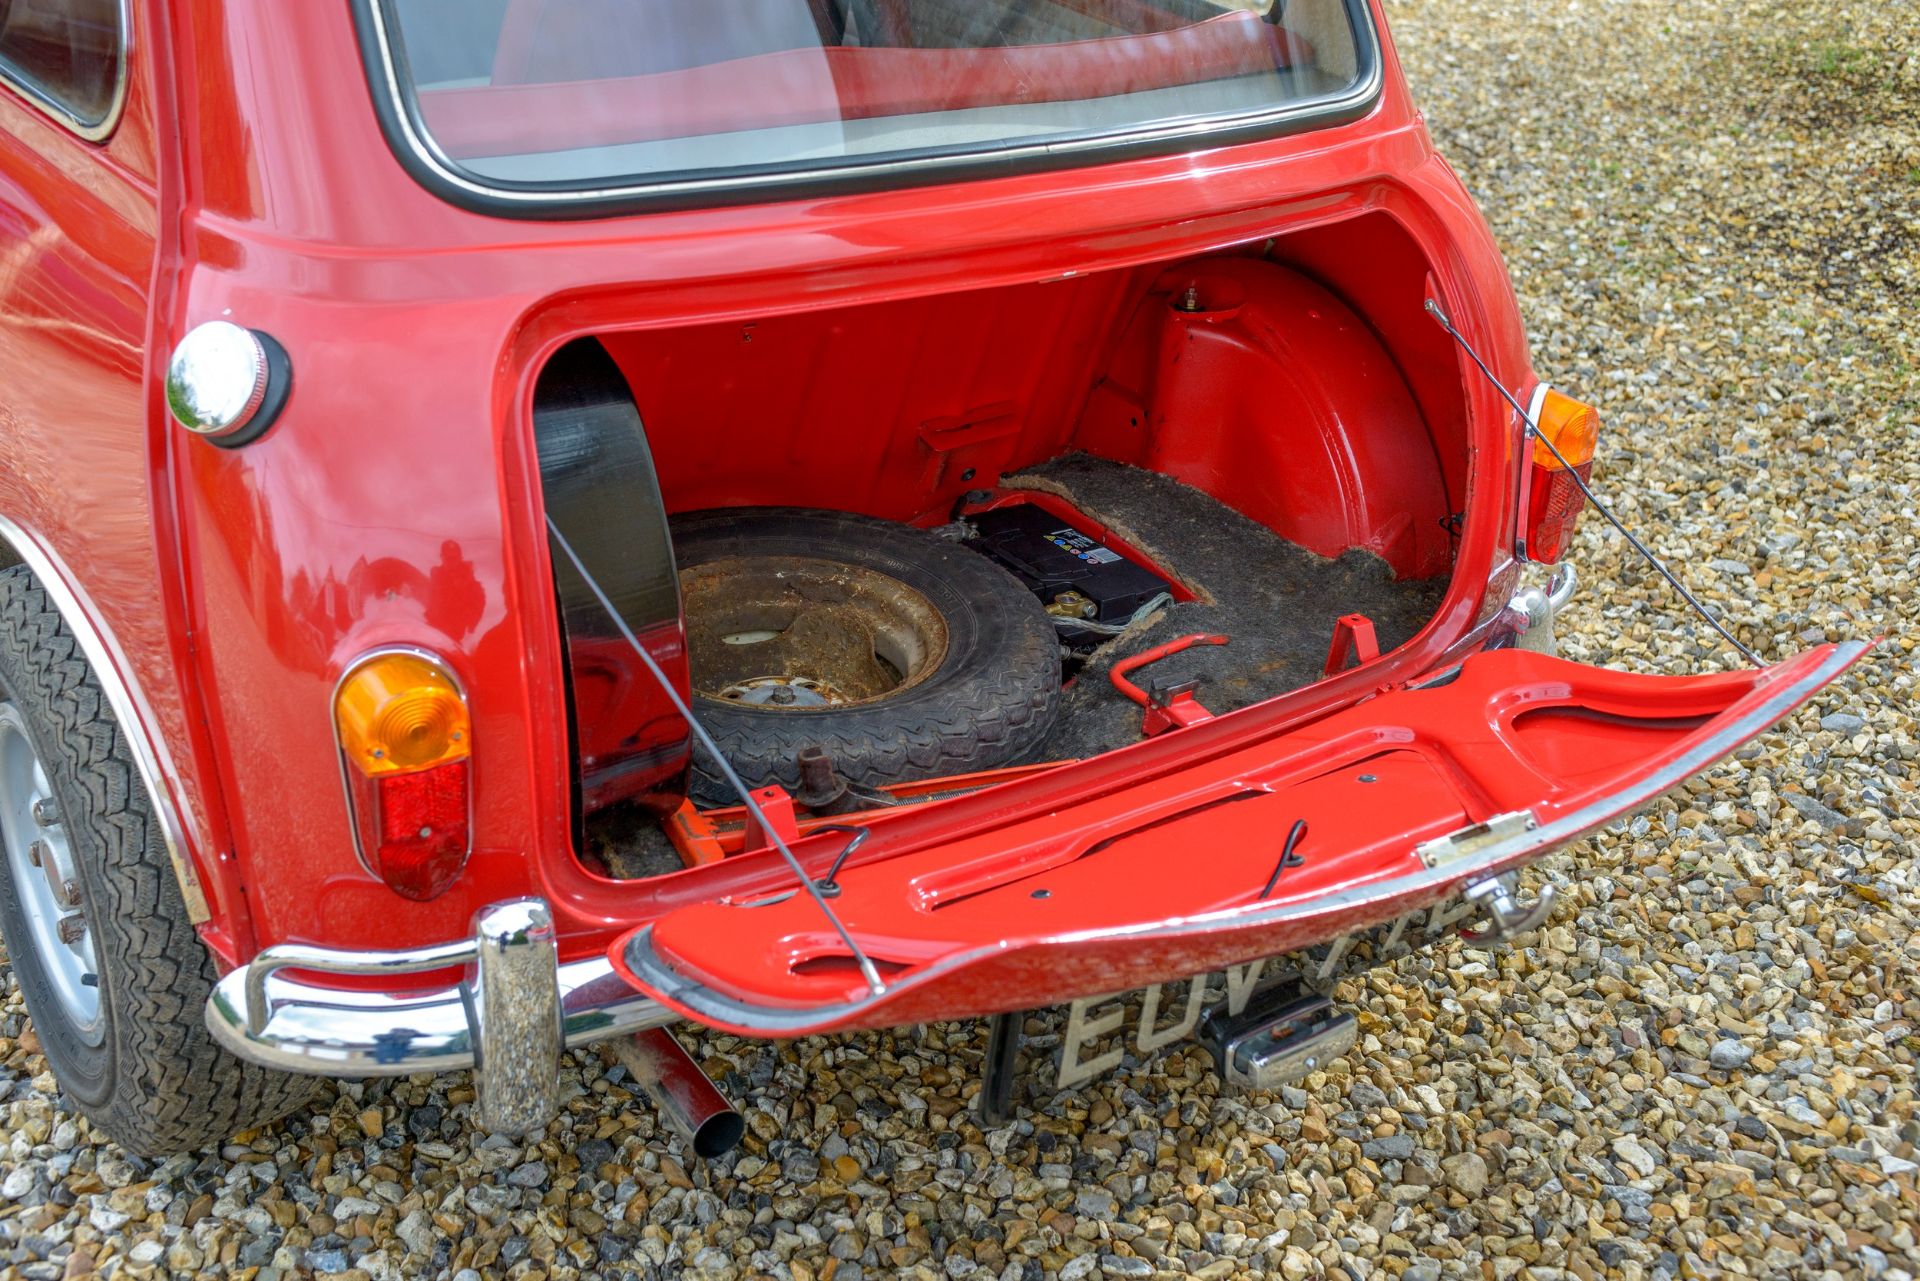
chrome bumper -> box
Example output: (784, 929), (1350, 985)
(204, 899), (674, 1133)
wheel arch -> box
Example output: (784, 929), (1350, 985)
(0, 512), (218, 932)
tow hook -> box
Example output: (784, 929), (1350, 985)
(1196, 984), (1358, 1091)
(1458, 871), (1557, 946)
(1507, 562), (1578, 656)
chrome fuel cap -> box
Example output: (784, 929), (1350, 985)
(165, 321), (290, 446)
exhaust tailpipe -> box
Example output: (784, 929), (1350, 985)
(608, 1028), (745, 1159)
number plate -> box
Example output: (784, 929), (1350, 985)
(1038, 893), (1483, 1092)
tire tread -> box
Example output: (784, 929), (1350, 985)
(0, 566), (314, 1155)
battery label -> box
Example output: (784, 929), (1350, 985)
(1046, 528), (1123, 565)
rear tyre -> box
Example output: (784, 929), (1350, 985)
(674, 509), (1062, 802)
(0, 566), (315, 1155)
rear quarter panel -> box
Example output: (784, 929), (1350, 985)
(0, 10), (243, 948)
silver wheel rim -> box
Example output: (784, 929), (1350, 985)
(0, 702), (103, 1042)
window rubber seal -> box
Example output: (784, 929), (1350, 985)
(348, 0), (1387, 220)
(0, 0), (131, 143)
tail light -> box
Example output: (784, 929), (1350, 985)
(1524, 387), (1601, 563)
(334, 649), (472, 900)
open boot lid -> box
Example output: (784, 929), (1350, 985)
(610, 641), (1869, 1037)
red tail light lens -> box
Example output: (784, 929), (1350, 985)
(335, 650), (472, 900)
(1524, 389), (1601, 563)
(368, 761), (471, 901)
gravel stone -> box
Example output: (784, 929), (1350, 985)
(1783, 790), (1852, 828)
(1075, 1187), (1119, 1220)
(1710, 1037), (1756, 1070)
(1612, 1135), (1659, 1178)
(1440, 1151), (1489, 1196)
(305, 1246), (348, 1272)
(505, 1159), (548, 1188)
(1060, 1255), (1101, 1281)
(1362, 1135), (1415, 1162)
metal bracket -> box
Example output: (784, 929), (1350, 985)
(740, 785), (801, 852)
(979, 1010), (1024, 1126)
(1323, 613), (1381, 676)
(1415, 810), (1537, 868)
(1458, 872), (1557, 946)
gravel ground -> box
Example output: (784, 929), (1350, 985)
(4, 2), (1917, 1278)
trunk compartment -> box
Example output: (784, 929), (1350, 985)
(547, 217), (1476, 872)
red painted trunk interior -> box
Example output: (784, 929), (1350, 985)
(599, 214), (1468, 582)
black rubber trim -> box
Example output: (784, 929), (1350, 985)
(534, 338), (691, 818)
(347, 0), (1385, 220)
(205, 331), (292, 450)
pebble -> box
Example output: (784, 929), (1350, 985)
(1441, 1151), (1489, 1196)
(1075, 1187), (1119, 1219)
(1612, 1136), (1659, 1178)
(1709, 1037), (1754, 1070)
(1784, 791), (1852, 829)
(1362, 1135), (1416, 1162)
(505, 1159), (548, 1188)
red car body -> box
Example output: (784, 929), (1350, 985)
(0, 0), (1862, 1137)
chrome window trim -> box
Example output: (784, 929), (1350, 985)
(0, 0), (132, 143)
(350, 0), (1385, 217)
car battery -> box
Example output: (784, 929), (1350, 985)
(967, 504), (1173, 646)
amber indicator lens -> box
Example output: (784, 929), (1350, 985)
(335, 653), (470, 776)
(1530, 389), (1601, 471)
(1525, 387), (1602, 562)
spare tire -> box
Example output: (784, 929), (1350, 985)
(673, 508), (1061, 802)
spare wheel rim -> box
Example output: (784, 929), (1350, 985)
(681, 556), (952, 710)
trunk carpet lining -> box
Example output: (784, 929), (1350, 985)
(1010, 454), (1450, 763)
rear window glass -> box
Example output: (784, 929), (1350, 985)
(0, 0), (124, 133)
(364, 0), (1377, 205)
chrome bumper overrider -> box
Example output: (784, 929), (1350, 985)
(204, 899), (674, 1133)
(1508, 562), (1578, 655)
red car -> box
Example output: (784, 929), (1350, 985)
(0, 0), (1864, 1157)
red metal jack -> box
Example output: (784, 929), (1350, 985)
(1110, 633), (1231, 736)
(1323, 613), (1380, 677)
